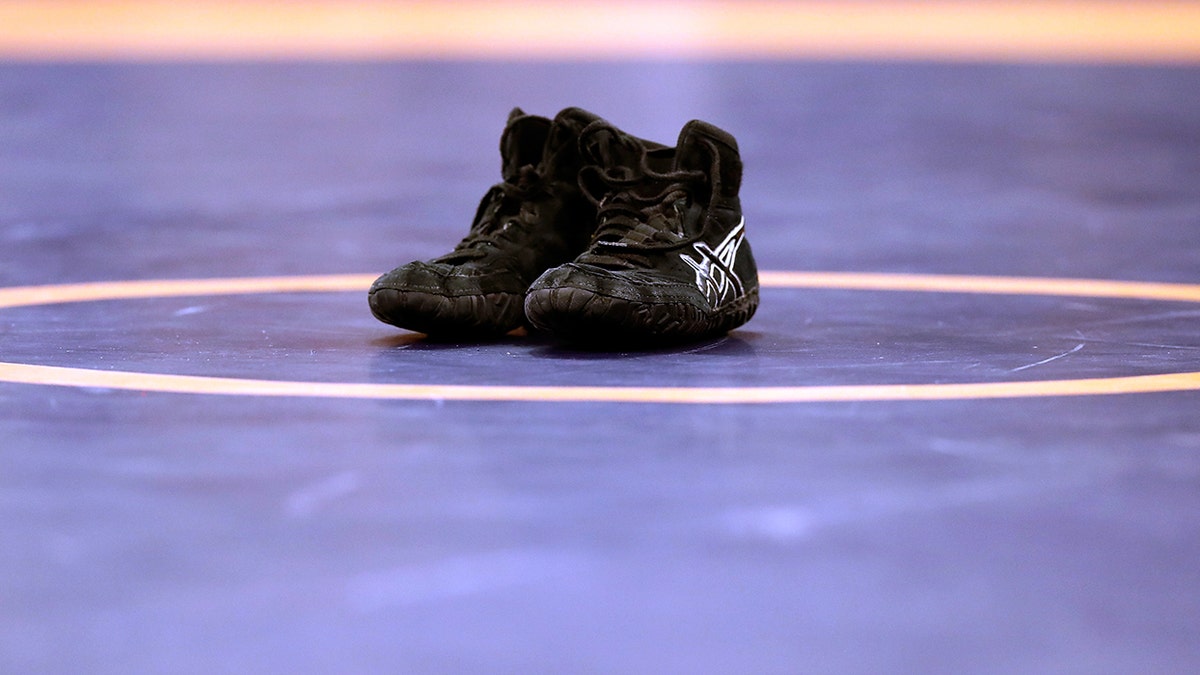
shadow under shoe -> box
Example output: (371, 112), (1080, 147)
(368, 107), (602, 338)
(525, 119), (760, 347)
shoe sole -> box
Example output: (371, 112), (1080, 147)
(368, 287), (525, 338)
(525, 286), (759, 347)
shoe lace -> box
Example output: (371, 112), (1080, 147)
(579, 165), (707, 270)
(438, 165), (549, 262)
(572, 122), (709, 269)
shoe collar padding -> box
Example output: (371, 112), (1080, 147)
(674, 119), (742, 201)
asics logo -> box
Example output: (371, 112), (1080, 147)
(680, 218), (746, 307)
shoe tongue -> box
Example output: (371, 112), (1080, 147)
(580, 125), (663, 201)
(499, 110), (551, 181)
(531, 107), (599, 182)
(545, 107), (601, 155)
(585, 126), (644, 173)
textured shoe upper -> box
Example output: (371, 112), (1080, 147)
(566, 118), (758, 307)
(368, 107), (610, 335)
(428, 107), (601, 277)
(522, 118), (758, 344)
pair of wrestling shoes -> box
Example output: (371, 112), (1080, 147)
(367, 107), (759, 347)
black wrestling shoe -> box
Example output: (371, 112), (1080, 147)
(524, 119), (759, 347)
(368, 107), (603, 337)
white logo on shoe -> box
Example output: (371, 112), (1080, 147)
(680, 218), (746, 307)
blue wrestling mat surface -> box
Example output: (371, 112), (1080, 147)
(2, 5), (1199, 672)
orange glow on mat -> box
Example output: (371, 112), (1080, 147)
(1, 361), (1199, 403)
(4, 272), (1200, 310)
(0, 1), (1198, 62)
(2, 272), (1199, 403)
